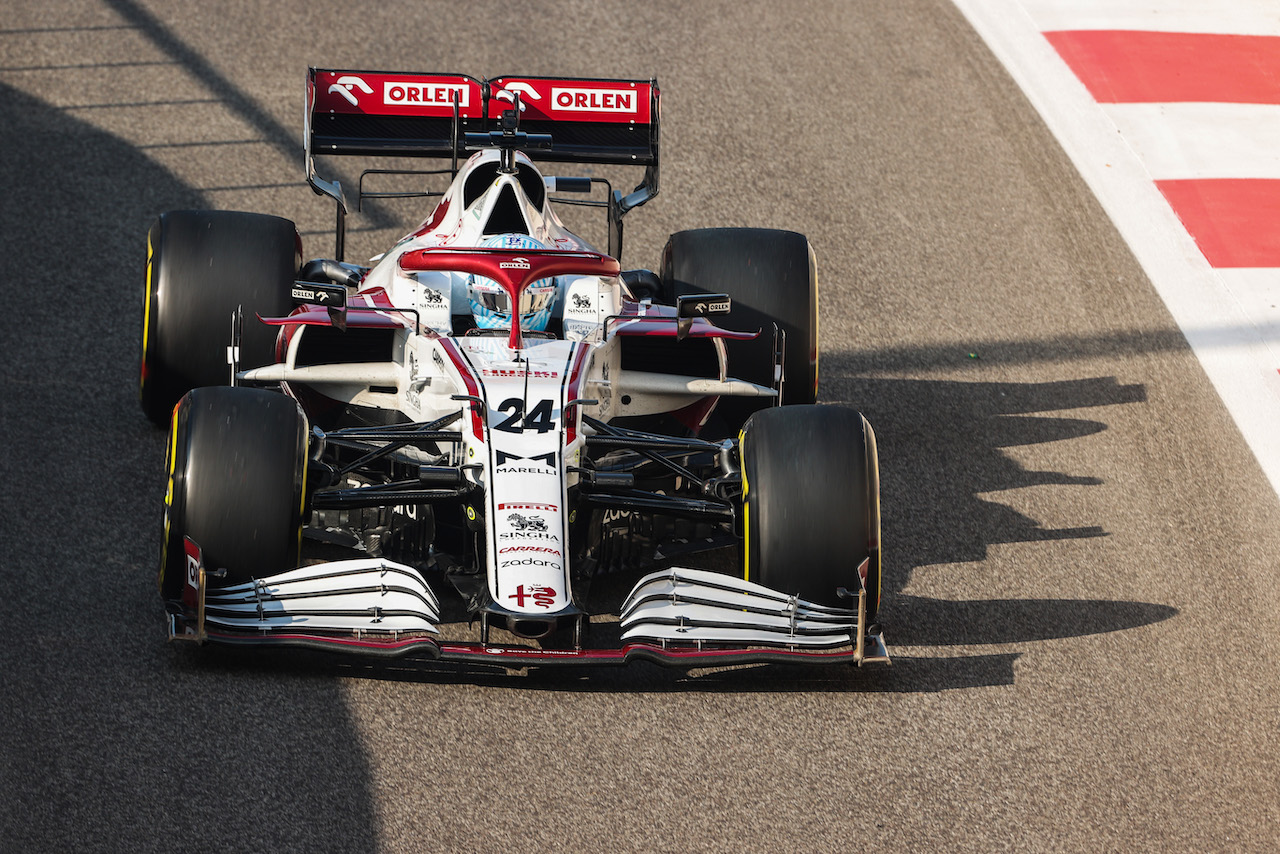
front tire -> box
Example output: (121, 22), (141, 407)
(739, 405), (881, 621)
(140, 210), (300, 425)
(159, 387), (309, 601)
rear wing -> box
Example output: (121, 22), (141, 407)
(306, 69), (660, 259)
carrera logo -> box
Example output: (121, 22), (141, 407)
(499, 546), (561, 555)
(384, 81), (470, 107)
(499, 257), (531, 270)
(500, 502), (557, 512)
(551, 87), (636, 113)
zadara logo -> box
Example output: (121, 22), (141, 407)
(508, 584), (556, 609)
(499, 257), (532, 270)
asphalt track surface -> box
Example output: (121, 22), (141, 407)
(3, 1), (1279, 851)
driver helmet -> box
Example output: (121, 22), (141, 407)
(467, 233), (559, 332)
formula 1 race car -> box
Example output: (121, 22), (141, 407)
(141, 69), (888, 669)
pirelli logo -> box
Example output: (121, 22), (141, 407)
(550, 87), (636, 113)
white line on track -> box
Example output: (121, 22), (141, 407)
(952, 0), (1280, 499)
(1102, 103), (1280, 180)
(1020, 0), (1280, 36)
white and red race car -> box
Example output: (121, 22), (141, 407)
(141, 69), (888, 668)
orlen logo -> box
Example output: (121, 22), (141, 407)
(499, 257), (531, 270)
(494, 82), (541, 110)
(384, 81), (470, 107)
(329, 75), (373, 106)
(551, 87), (636, 113)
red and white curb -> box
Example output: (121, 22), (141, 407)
(953, 0), (1280, 498)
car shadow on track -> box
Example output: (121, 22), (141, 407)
(0, 80), (382, 853)
(818, 366), (1179, 677)
(833, 373), (1147, 574)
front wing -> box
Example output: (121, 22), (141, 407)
(170, 558), (889, 669)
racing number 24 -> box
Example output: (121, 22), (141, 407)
(494, 398), (556, 433)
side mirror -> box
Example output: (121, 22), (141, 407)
(544, 176), (593, 194)
(676, 293), (731, 340)
(292, 281), (348, 331)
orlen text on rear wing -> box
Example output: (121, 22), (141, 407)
(306, 69), (660, 260)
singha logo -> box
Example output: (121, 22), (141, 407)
(571, 293), (592, 310)
(507, 513), (548, 532)
(420, 288), (444, 305)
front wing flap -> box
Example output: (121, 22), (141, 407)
(170, 558), (440, 640)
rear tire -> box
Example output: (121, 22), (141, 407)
(140, 210), (300, 425)
(159, 387), (309, 600)
(661, 228), (818, 431)
(739, 405), (881, 621)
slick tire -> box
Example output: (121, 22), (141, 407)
(660, 228), (818, 431)
(159, 387), (309, 599)
(140, 210), (300, 425)
(739, 405), (881, 621)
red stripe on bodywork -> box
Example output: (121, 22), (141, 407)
(411, 197), (450, 238)
(1044, 31), (1280, 104)
(1156, 179), (1280, 268)
(563, 343), (591, 446)
(437, 338), (485, 437)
